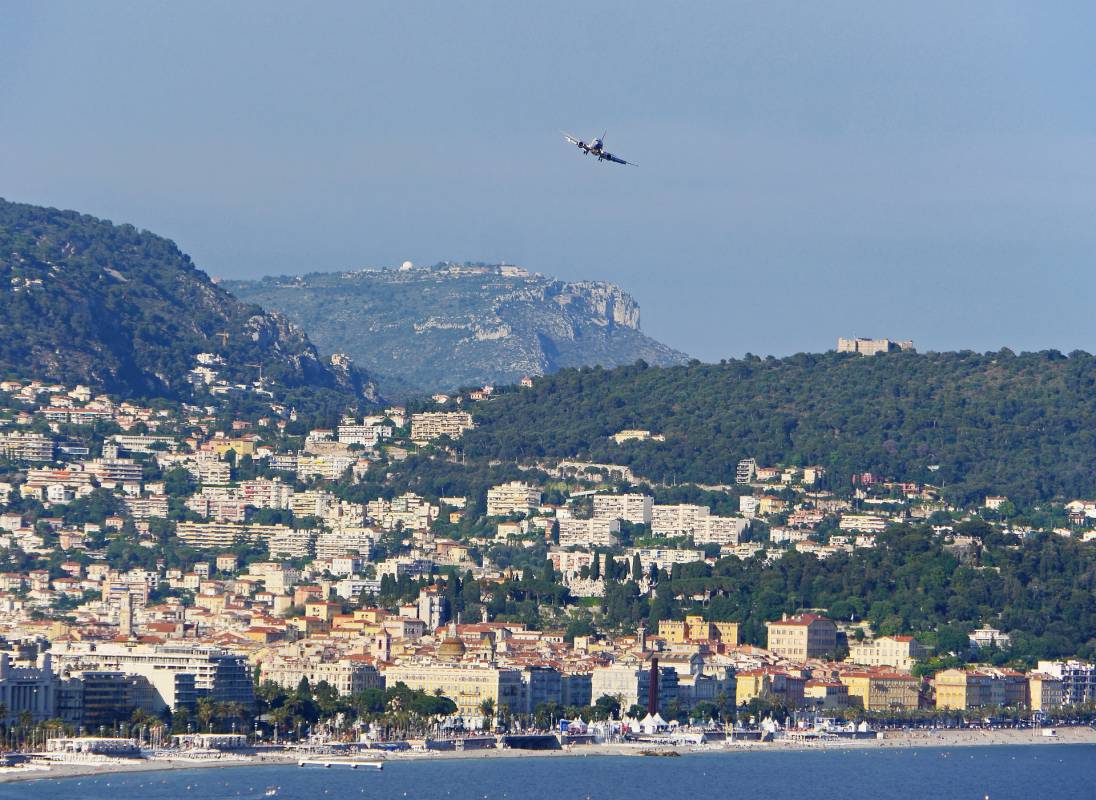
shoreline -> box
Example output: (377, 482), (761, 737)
(3, 727), (1094, 784)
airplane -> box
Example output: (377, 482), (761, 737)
(562, 131), (636, 166)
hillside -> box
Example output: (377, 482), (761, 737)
(224, 264), (688, 396)
(0, 199), (377, 407)
(461, 350), (1096, 506)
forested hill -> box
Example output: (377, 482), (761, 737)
(462, 351), (1096, 505)
(0, 199), (377, 407)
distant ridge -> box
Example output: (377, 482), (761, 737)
(224, 263), (689, 396)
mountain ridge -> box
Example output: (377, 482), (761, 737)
(0, 198), (377, 408)
(224, 263), (688, 396)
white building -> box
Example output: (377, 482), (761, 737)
(592, 494), (653, 524)
(558, 517), (621, 548)
(486, 482), (541, 518)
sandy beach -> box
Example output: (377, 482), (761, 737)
(2, 727), (1093, 784)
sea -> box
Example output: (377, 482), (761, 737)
(3, 746), (1093, 800)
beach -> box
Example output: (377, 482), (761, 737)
(1, 726), (1093, 784)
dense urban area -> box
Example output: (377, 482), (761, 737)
(0, 352), (1093, 763)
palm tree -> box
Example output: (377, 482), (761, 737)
(478, 698), (495, 731)
(17, 711), (32, 749)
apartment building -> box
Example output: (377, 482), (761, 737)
(382, 663), (522, 718)
(840, 670), (921, 711)
(558, 517), (620, 548)
(847, 636), (927, 671)
(261, 656), (382, 696)
(486, 481), (541, 517)
(592, 493), (653, 524)
(266, 528), (317, 559)
(84, 458), (144, 483)
(692, 516), (749, 546)
(1027, 673), (1065, 711)
(735, 668), (805, 707)
(589, 662), (679, 713)
(765, 614), (838, 660)
(410, 412), (474, 444)
(657, 616), (739, 646)
(839, 514), (888, 533)
(123, 495), (170, 519)
(175, 522), (296, 549)
(239, 478), (293, 510)
(50, 641), (254, 712)
(651, 504), (710, 536)
(0, 432), (54, 462)
(1035, 660), (1096, 705)
(315, 527), (376, 560)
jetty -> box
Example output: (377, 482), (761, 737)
(297, 758), (384, 769)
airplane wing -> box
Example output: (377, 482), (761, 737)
(602, 151), (636, 166)
(562, 132), (583, 146)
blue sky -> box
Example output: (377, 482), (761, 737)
(2, 2), (1094, 360)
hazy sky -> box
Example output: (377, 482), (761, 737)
(2, 2), (1094, 360)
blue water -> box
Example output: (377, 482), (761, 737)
(3, 746), (1093, 800)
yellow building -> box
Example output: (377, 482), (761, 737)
(658, 620), (688, 643)
(658, 616), (740, 646)
(933, 669), (995, 710)
(735, 669), (805, 707)
(839, 671), (920, 711)
(804, 679), (850, 709)
(757, 496), (788, 516)
(1027, 673), (1064, 712)
(847, 635), (927, 671)
(765, 614), (837, 660)
(383, 663), (522, 718)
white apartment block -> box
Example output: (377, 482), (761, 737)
(186, 495), (247, 523)
(630, 547), (705, 572)
(366, 493), (438, 531)
(175, 522), (296, 549)
(50, 641), (253, 712)
(1036, 660), (1096, 705)
(838, 514), (888, 533)
(651, 504), (710, 536)
(337, 421), (392, 448)
(486, 481), (541, 517)
(85, 458), (144, 483)
(290, 490), (337, 519)
(239, 478), (293, 510)
(296, 454), (356, 481)
(592, 493), (653, 524)
(692, 515), (749, 546)
(315, 527), (376, 560)
(0, 432), (55, 462)
(558, 517), (621, 548)
(123, 495), (169, 519)
(266, 528), (317, 559)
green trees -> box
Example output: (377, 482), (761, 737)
(464, 351), (1096, 506)
(0, 198), (374, 406)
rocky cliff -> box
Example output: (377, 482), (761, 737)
(224, 263), (688, 396)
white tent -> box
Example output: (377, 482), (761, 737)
(638, 713), (670, 734)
